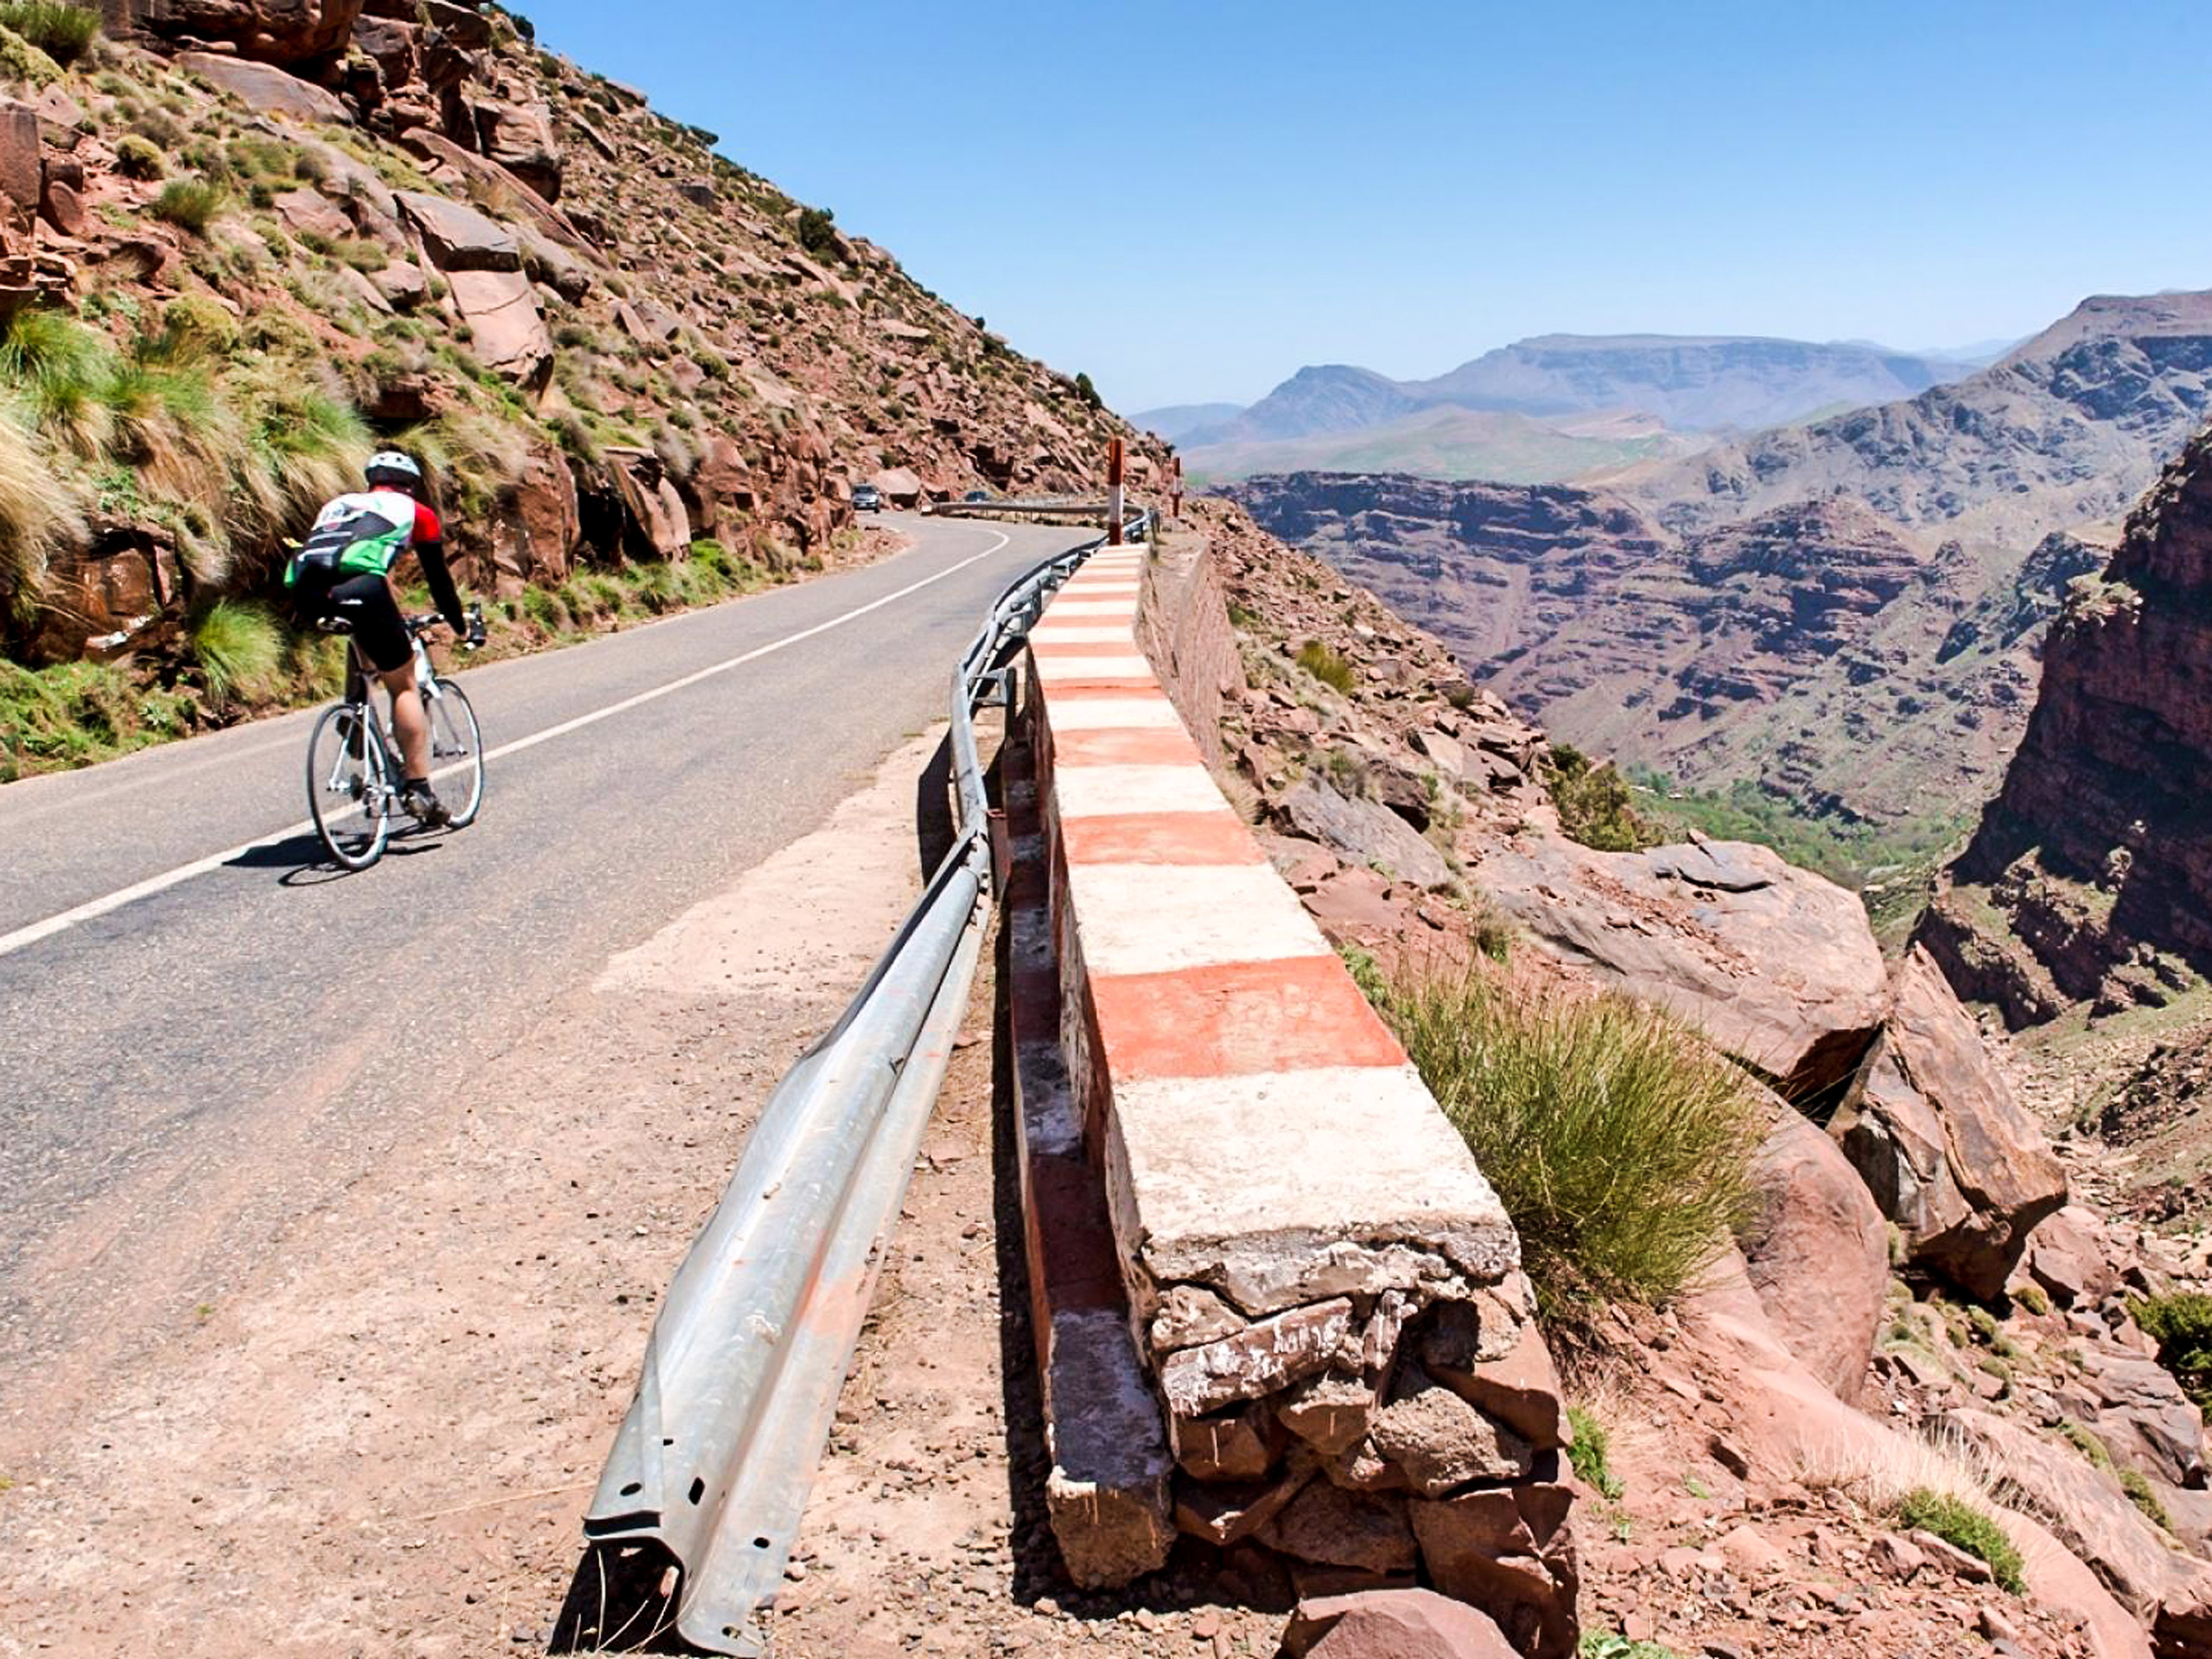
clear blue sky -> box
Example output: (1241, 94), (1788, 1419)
(518, 0), (2212, 413)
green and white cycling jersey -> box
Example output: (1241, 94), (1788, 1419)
(287, 489), (443, 585)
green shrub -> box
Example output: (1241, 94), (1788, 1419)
(151, 179), (225, 235)
(0, 658), (191, 779)
(2120, 1468), (2172, 1531)
(796, 204), (837, 259)
(1295, 638), (1355, 694)
(1579, 1637), (1682, 1659)
(2060, 1421), (2114, 1471)
(1073, 370), (1102, 410)
(114, 134), (165, 181)
(1471, 893), (1514, 963)
(1, 307), (117, 454)
(188, 599), (282, 702)
(2133, 1294), (2212, 1411)
(2014, 1284), (2050, 1317)
(1545, 741), (1655, 853)
(1368, 968), (1762, 1318)
(0, 21), (60, 86)
(1565, 1404), (1624, 1499)
(1896, 1489), (2024, 1593)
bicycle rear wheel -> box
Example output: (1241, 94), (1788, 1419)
(307, 702), (391, 868)
(423, 678), (484, 828)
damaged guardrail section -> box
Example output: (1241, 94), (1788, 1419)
(1014, 542), (1580, 1656)
(579, 524), (1135, 1656)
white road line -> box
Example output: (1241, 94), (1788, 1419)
(0, 530), (1014, 961)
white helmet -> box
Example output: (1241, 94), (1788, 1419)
(365, 450), (423, 490)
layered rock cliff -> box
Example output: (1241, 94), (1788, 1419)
(1922, 422), (2212, 1027)
(1224, 293), (2212, 845)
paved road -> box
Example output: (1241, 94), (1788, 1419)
(0, 514), (1087, 1434)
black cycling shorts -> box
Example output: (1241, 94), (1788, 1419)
(312, 572), (411, 674)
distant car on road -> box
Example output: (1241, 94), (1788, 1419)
(852, 484), (882, 512)
(962, 489), (991, 503)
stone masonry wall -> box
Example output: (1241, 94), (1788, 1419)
(1015, 539), (1580, 1656)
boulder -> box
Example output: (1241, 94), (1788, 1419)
(2064, 1346), (2209, 1491)
(22, 519), (181, 665)
(1277, 775), (1454, 892)
(1284, 1589), (1519, 1659)
(444, 266), (550, 390)
(135, 0), (365, 64)
(174, 52), (351, 124)
(1470, 833), (1889, 1097)
(1369, 1364), (1534, 1493)
(605, 447), (690, 563)
(0, 97), (39, 226)
(1407, 1474), (1580, 1659)
(486, 438), (578, 592)
(1831, 945), (2068, 1300)
(1739, 1089), (1889, 1405)
(272, 185), (349, 243)
(471, 96), (563, 200)
(394, 188), (520, 271)
(514, 221), (591, 302)
(869, 466), (923, 508)
(2022, 1205), (2121, 1309)
(367, 257), (427, 309)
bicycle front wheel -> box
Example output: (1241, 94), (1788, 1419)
(423, 678), (485, 828)
(307, 702), (391, 869)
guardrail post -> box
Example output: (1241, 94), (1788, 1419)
(1106, 438), (1125, 545)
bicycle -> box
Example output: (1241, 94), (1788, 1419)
(305, 602), (486, 870)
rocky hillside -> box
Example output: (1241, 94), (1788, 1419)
(0, 0), (1154, 718)
(1224, 291), (2212, 855)
(1172, 498), (2212, 1657)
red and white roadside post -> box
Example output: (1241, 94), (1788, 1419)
(1107, 437), (1126, 544)
(1171, 454), (1183, 523)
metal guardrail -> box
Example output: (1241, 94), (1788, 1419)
(925, 497), (1110, 519)
(580, 513), (1151, 1656)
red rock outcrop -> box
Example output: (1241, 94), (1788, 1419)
(106, 0), (365, 66)
(1921, 421), (2212, 1025)
(1830, 946), (2068, 1300)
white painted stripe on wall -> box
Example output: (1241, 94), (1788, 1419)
(1040, 696), (1182, 730)
(1065, 862), (1331, 975)
(1053, 764), (1231, 820)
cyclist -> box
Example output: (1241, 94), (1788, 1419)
(288, 451), (480, 827)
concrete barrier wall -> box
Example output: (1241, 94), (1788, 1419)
(1013, 539), (1580, 1655)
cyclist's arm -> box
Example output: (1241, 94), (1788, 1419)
(413, 503), (468, 633)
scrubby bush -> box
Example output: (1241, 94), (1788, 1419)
(2120, 1467), (2172, 1531)
(1294, 637), (1355, 694)
(1546, 741), (1655, 853)
(1370, 968), (1763, 1318)
(1895, 1489), (2024, 1593)
(1565, 1404), (1624, 1499)
(0, 20), (61, 85)
(2133, 1293), (2212, 1411)
(151, 179), (225, 236)
(796, 204), (837, 259)
(1073, 371), (1102, 410)
(188, 599), (281, 702)
(114, 134), (165, 181)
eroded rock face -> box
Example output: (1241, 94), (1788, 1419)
(1830, 946), (2067, 1300)
(1738, 1090), (1888, 1405)
(123, 0), (365, 65)
(173, 50), (350, 122)
(1471, 833), (1890, 1097)
(1923, 423), (2212, 1025)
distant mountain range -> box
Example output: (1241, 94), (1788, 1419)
(1224, 289), (2212, 854)
(1144, 334), (1998, 485)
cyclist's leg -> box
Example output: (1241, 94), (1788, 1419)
(381, 656), (432, 782)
